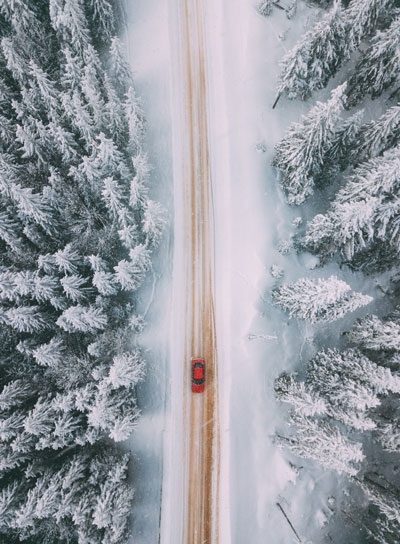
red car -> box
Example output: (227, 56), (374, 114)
(191, 357), (205, 393)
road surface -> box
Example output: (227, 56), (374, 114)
(174, 0), (220, 542)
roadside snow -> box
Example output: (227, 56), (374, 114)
(124, 1), (173, 542)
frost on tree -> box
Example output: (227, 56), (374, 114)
(359, 481), (400, 542)
(276, 0), (398, 101)
(272, 275), (372, 323)
(350, 105), (400, 166)
(0, 447), (134, 543)
(303, 146), (400, 264)
(0, 0), (163, 540)
(56, 304), (107, 333)
(305, 348), (400, 430)
(344, 0), (398, 50)
(256, 0), (272, 17)
(347, 17), (400, 107)
(278, 413), (364, 476)
(319, 109), (364, 177)
(275, 373), (327, 417)
(273, 84), (347, 205)
(349, 313), (400, 352)
(276, 2), (349, 100)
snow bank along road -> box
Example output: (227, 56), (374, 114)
(163, 0), (220, 542)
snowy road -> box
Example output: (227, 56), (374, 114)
(160, 0), (221, 542)
(176, 0), (220, 542)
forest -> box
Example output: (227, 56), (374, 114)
(0, 0), (164, 542)
(267, 0), (400, 541)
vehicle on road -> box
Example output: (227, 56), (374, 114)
(191, 357), (205, 393)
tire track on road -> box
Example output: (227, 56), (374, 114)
(178, 0), (220, 542)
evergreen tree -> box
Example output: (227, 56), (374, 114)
(305, 348), (400, 430)
(256, 0), (272, 17)
(349, 313), (400, 352)
(350, 105), (400, 165)
(142, 200), (166, 246)
(377, 420), (400, 452)
(303, 145), (400, 262)
(347, 16), (400, 107)
(319, 109), (364, 176)
(88, 0), (115, 43)
(344, 0), (397, 50)
(278, 413), (364, 475)
(307, 348), (400, 397)
(56, 304), (107, 333)
(277, 2), (349, 100)
(0, 1), (160, 539)
(275, 373), (327, 417)
(272, 275), (372, 323)
(273, 84), (346, 204)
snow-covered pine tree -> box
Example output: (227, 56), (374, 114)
(278, 413), (364, 475)
(5, 305), (47, 333)
(109, 37), (132, 94)
(360, 481), (400, 540)
(87, 381), (140, 442)
(276, 2), (349, 100)
(142, 200), (166, 247)
(0, 379), (33, 411)
(53, 243), (81, 274)
(256, 0), (272, 17)
(303, 348), (400, 430)
(302, 145), (400, 262)
(51, 0), (91, 53)
(346, 16), (400, 107)
(275, 373), (327, 417)
(60, 274), (90, 302)
(377, 420), (400, 452)
(350, 105), (400, 166)
(272, 275), (372, 323)
(273, 84), (347, 204)
(318, 109), (364, 177)
(125, 86), (145, 154)
(32, 337), (65, 368)
(349, 313), (400, 352)
(114, 244), (151, 291)
(103, 73), (127, 146)
(101, 176), (126, 218)
(87, 0), (115, 43)
(344, 0), (398, 50)
(130, 150), (150, 209)
(3, 446), (133, 543)
(307, 348), (400, 397)
(93, 454), (133, 542)
(0, 2), (160, 539)
(107, 351), (146, 389)
(56, 303), (107, 333)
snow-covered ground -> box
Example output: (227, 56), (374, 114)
(125, 1), (389, 542)
(124, 1), (173, 541)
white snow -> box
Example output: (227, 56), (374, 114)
(124, 0), (173, 542)
(124, 0), (393, 543)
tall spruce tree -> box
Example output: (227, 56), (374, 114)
(272, 275), (372, 323)
(273, 84), (347, 204)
